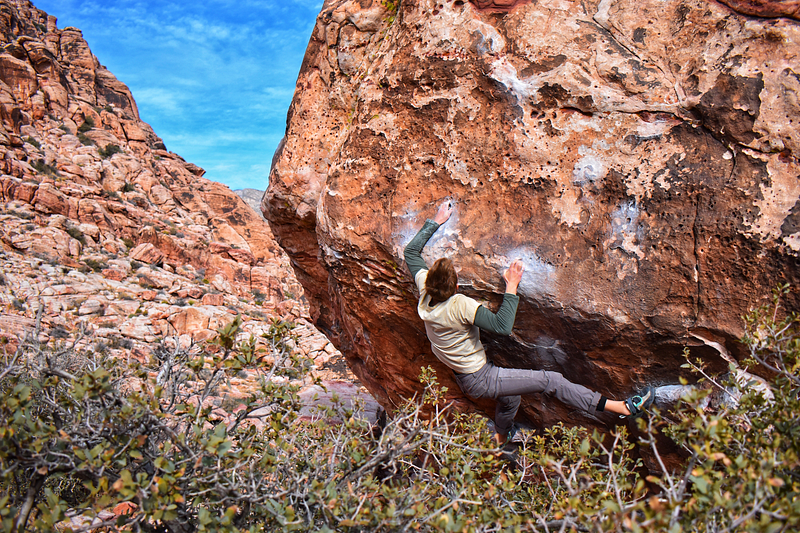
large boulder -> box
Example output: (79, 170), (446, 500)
(265, 0), (800, 428)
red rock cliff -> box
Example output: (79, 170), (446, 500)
(0, 0), (328, 363)
(265, 0), (800, 427)
(0, 0), (376, 433)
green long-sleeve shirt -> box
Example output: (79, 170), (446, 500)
(403, 220), (519, 336)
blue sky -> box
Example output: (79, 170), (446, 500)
(35, 0), (324, 191)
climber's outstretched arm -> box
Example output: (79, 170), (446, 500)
(473, 259), (524, 335)
(403, 200), (453, 278)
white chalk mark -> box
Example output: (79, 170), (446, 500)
(607, 201), (645, 260)
(654, 384), (709, 409)
(490, 247), (556, 297)
(391, 203), (462, 263)
(573, 154), (605, 185)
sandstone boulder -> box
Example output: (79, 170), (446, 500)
(201, 293), (225, 306)
(130, 243), (164, 265)
(102, 268), (127, 281)
(266, 0), (800, 428)
(167, 306), (234, 339)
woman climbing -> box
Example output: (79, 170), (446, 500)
(404, 199), (654, 445)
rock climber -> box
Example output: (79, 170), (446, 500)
(404, 199), (654, 445)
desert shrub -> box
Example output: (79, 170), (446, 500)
(77, 133), (94, 146)
(1, 289), (799, 532)
(120, 182), (135, 193)
(248, 309), (268, 321)
(30, 159), (57, 177)
(100, 189), (120, 201)
(8, 209), (34, 220)
(98, 144), (122, 159)
(0, 317), (312, 532)
(84, 259), (105, 272)
(49, 325), (69, 339)
(77, 116), (94, 133)
(136, 276), (155, 289)
(659, 284), (800, 532)
(65, 225), (85, 245)
(23, 136), (40, 149)
(252, 289), (266, 305)
(109, 337), (134, 350)
(533, 284), (800, 533)
(382, 0), (400, 19)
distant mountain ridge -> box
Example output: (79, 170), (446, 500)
(234, 188), (266, 220)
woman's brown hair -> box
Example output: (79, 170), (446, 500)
(425, 257), (457, 305)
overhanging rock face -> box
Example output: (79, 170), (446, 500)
(265, 0), (800, 428)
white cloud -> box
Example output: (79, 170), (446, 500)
(133, 87), (184, 114)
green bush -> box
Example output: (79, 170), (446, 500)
(1, 289), (799, 532)
(518, 284), (800, 533)
(65, 225), (85, 245)
(23, 137), (40, 149)
(252, 289), (266, 305)
(8, 209), (34, 220)
(84, 259), (104, 272)
(77, 116), (94, 133)
(99, 144), (122, 159)
(30, 160), (58, 177)
(102, 189), (121, 200)
(77, 133), (94, 146)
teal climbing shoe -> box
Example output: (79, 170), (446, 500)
(623, 386), (655, 419)
(506, 423), (519, 443)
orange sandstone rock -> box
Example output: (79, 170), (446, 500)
(266, 0), (800, 432)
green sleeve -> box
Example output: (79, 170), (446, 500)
(473, 293), (520, 335)
(403, 219), (440, 278)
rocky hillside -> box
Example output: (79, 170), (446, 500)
(0, 0), (375, 416)
(265, 0), (800, 429)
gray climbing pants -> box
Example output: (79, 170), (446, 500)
(453, 362), (602, 436)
